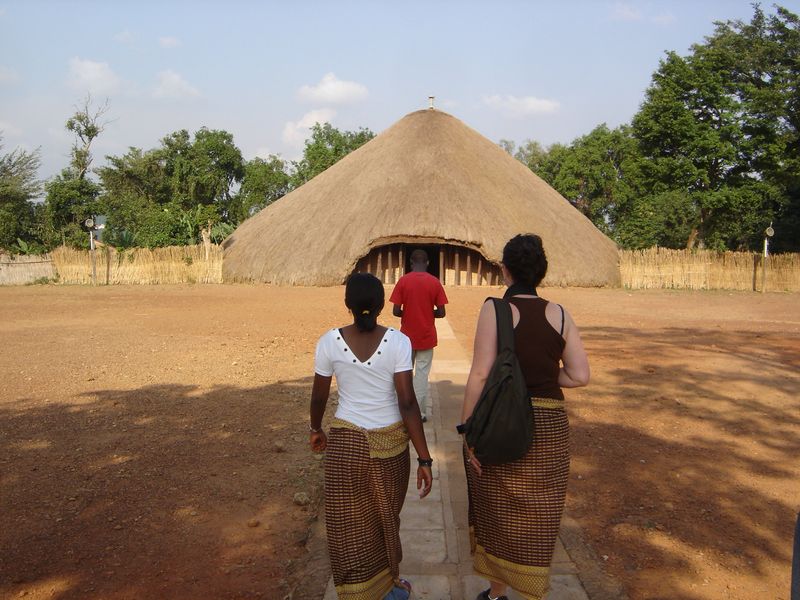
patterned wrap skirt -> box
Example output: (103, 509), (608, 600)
(464, 399), (570, 600)
(325, 417), (411, 600)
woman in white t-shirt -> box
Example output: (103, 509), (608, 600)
(309, 273), (433, 600)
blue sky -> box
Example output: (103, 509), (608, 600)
(2, 1), (799, 182)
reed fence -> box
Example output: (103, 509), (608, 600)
(0, 254), (57, 285)
(50, 244), (223, 285)
(620, 248), (800, 292)
(4, 244), (799, 291)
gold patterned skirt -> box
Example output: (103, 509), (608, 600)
(464, 399), (570, 600)
(325, 418), (410, 600)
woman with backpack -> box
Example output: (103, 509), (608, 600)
(459, 234), (590, 600)
(309, 272), (433, 600)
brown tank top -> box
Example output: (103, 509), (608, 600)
(508, 297), (566, 400)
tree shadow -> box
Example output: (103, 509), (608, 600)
(0, 378), (326, 600)
(565, 324), (800, 598)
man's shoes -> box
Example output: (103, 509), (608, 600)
(475, 589), (509, 600)
(421, 415), (428, 423)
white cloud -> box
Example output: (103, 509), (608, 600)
(0, 65), (18, 84)
(298, 73), (368, 104)
(68, 57), (122, 95)
(610, 3), (675, 26)
(0, 120), (23, 137)
(651, 12), (676, 26)
(114, 30), (134, 44)
(611, 2), (642, 22)
(282, 108), (336, 146)
(159, 36), (180, 48)
(482, 94), (559, 117)
(152, 69), (199, 99)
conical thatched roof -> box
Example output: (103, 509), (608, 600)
(222, 109), (620, 286)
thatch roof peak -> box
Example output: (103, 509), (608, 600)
(222, 109), (620, 286)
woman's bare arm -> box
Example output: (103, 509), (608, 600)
(309, 374), (332, 452)
(460, 300), (499, 424)
(395, 370), (433, 498)
(558, 309), (590, 388)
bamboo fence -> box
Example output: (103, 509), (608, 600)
(3, 244), (798, 291)
(620, 248), (800, 292)
(0, 254), (57, 285)
(50, 244), (223, 285)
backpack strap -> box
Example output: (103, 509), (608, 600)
(489, 297), (515, 352)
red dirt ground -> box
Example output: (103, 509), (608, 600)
(1, 285), (798, 600)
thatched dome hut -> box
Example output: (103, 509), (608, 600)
(222, 109), (620, 287)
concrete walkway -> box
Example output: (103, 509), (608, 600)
(324, 318), (595, 600)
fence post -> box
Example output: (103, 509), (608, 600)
(792, 511), (799, 600)
(89, 230), (97, 286)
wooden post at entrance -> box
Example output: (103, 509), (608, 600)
(466, 252), (472, 286)
(376, 249), (383, 282)
(454, 248), (460, 285)
(439, 251), (444, 284)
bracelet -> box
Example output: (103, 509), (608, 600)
(417, 458), (433, 467)
(309, 424), (323, 433)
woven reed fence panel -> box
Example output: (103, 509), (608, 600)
(51, 245), (223, 284)
(0, 254), (57, 285)
(620, 248), (800, 292)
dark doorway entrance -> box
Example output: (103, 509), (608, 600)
(403, 244), (441, 279)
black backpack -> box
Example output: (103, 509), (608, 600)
(464, 298), (532, 465)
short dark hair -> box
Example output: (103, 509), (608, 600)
(345, 272), (385, 331)
(502, 234), (548, 288)
(410, 249), (428, 265)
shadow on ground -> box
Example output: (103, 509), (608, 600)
(0, 378), (328, 600)
(565, 324), (800, 599)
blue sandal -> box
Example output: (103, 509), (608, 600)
(383, 578), (412, 600)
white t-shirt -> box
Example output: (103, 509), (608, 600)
(314, 327), (413, 429)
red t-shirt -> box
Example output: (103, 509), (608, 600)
(389, 272), (448, 350)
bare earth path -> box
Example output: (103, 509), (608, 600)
(1, 285), (798, 599)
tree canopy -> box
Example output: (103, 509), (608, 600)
(502, 4), (799, 252)
(4, 4), (798, 254)
(290, 123), (375, 188)
(0, 135), (42, 252)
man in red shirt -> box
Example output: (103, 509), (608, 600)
(390, 249), (448, 422)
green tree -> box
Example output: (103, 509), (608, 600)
(0, 136), (42, 252)
(514, 139), (548, 173)
(98, 127), (245, 247)
(536, 125), (645, 239)
(183, 127), (245, 218)
(66, 96), (109, 180)
(630, 4), (799, 250)
(499, 139), (548, 173)
(155, 127), (244, 215)
(42, 174), (101, 248)
(230, 155), (290, 223)
(291, 123), (374, 188)
(702, 4), (800, 251)
(498, 139), (516, 155)
(42, 98), (107, 248)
